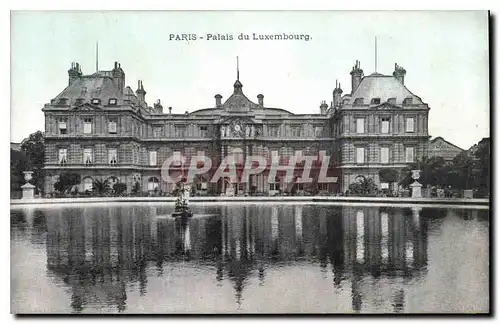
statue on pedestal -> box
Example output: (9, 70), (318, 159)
(410, 170), (423, 198)
(21, 171), (36, 199)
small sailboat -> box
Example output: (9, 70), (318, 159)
(172, 183), (193, 218)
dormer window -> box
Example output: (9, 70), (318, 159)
(91, 98), (101, 105)
(403, 97), (413, 105)
(109, 98), (117, 105)
(57, 98), (69, 106)
(74, 98), (84, 106)
(81, 87), (87, 96)
(354, 98), (364, 106)
(387, 98), (396, 105)
(371, 98), (381, 105)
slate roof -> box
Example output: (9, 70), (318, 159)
(52, 75), (123, 106)
(348, 73), (424, 106)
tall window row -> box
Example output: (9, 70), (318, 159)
(354, 117), (416, 134)
(354, 146), (415, 164)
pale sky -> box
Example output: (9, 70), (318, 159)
(10, 10), (489, 150)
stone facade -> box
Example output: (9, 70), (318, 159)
(43, 61), (339, 195)
(43, 60), (431, 195)
(428, 137), (464, 162)
(330, 62), (430, 190)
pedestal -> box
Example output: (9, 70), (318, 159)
(410, 181), (422, 198)
(21, 183), (36, 199)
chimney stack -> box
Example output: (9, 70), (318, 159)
(393, 63), (407, 84)
(332, 80), (343, 108)
(257, 94), (264, 106)
(215, 94), (222, 108)
(168, 107), (172, 115)
(112, 61), (125, 94)
(350, 60), (364, 95)
(68, 62), (82, 86)
(136, 80), (147, 107)
(320, 101), (328, 115)
(154, 99), (163, 114)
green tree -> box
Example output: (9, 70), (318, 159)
(473, 138), (490, 197)
(348, 175), (378, 196)
(54, 173), (81, 194)
(20, 131), (45, 194)
(399, 156), (448, 189)
(131, 181), (141, 196)
(113, 182), (127, 196)
(10, 149), (29, 198)
(92, 179), (110, 196)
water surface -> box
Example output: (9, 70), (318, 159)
(10, 203), (489, 314)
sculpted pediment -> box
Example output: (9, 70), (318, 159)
(370, 102), (401, 110)
(223, 94), (258, 112)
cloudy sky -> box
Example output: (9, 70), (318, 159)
(11, 10), (489, 149)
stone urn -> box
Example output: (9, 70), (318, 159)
(21, 171), (36, 199)
(409, 169), (423, 198)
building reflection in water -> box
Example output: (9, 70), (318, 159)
(32, 203), (455, 312)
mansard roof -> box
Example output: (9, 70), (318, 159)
(52, 75), (123, 106)
(348, 73), (424, 106)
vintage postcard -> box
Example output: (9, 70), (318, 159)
(10, 10), (490, 314)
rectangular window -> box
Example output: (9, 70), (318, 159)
(291, 126), (301, 137)
(406, 118), (415, 132)
(269, 183), (280, 191)
(380, 147), (389, 164)
(174, 126), (186, 138)
(58, 148), (67, 165)
(83, 118), (92, 134)
(405, 147), (415, 163)
(108, 121), (117, 134)
(356, 147), (365, 164)
(83, 148), (93, 165)
(317, 183), (329, 191)
(172, 151), (182, 166)
(108, 148), (117, 165)
(149, 151), (157, 166)
(314, 126), (323, 137)
(356, 118), (365, 134)
(268, 125), (279, 137)
(381, 118), (390, 134)
(197, 150), (205, 157)
(58, 118), (67, 135)
(199, 125), (208, 137)
(153, 126), (163, 137)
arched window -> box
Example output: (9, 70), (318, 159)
(230, 147), (244, 164)
(83, 177), (93, 192)
(148, 177), (160, 191)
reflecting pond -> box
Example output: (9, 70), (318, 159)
(10, 203), (489, 314)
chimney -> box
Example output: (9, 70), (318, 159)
(112, 61), (125, 94)
(350, 60), (364, 95)
(68, 62), (82, 86)
(257, 94), (264, 106)
(215, 94), (222, 108)
(168, 107), (172, 115)
(154, 99), (163, 114)
(320, 101), (328, 115)
(393, 63), (407, 84)
(332, 80), (343, 108)
(136, 80), (147, 107)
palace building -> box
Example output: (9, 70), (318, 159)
(42, 59), (429, 195)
